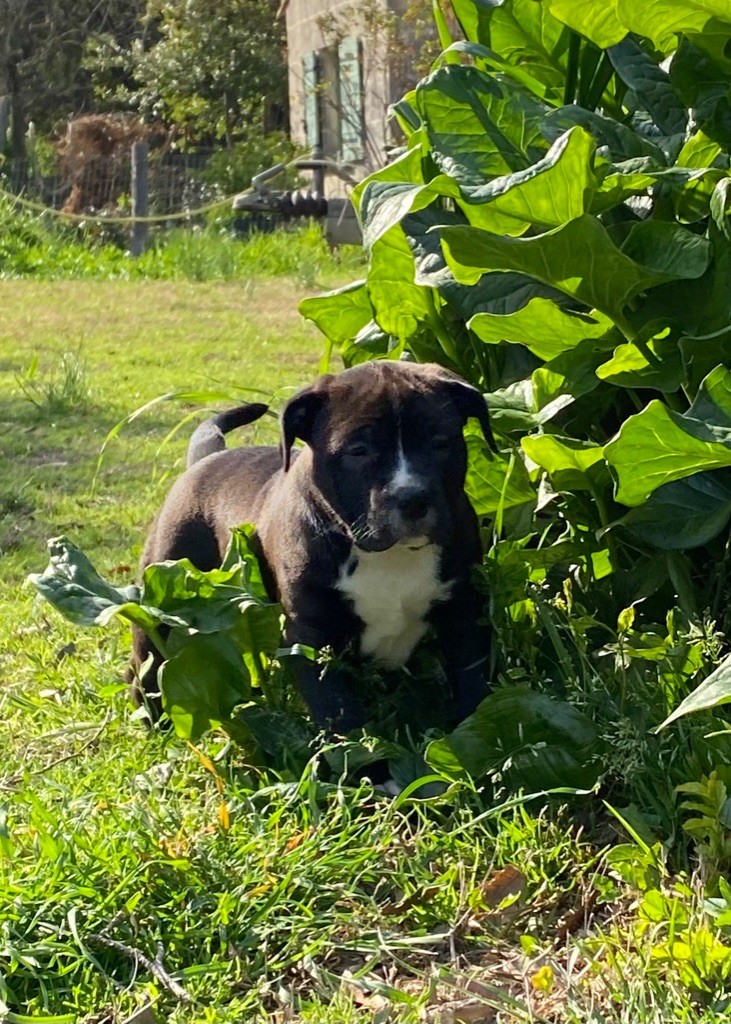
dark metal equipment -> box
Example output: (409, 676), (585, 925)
(232, 157), (362, 246)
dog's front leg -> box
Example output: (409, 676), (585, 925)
(283, 620), (368, 734)
(288, 656), (368, 733)
(431, 582), (491, 722)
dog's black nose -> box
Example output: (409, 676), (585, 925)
(394, 486), (430, 521)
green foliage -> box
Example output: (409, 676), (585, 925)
(10, 2), (731, 1014)
(426, 688), (601, 790)
(601, 817), (731, 998)
(15, 350), (94, 416)
(678, 770), (731, 882)
(0, 0), (142, 147)
(85, 0), (286, 148)
(301, 0), (731, 742)
(199, 132), (304, 196)
(30, 534), (605, 797)
(0, 198), (358, 284)
(662, 652), (731, 726)
(30, 530), (289, 742)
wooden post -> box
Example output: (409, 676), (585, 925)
(0, 96), (10, 154)
(130, 141), (149, 256)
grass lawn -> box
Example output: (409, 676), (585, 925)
(0, 277), (727, 1023)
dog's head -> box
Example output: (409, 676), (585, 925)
(281, 361), (494, 552)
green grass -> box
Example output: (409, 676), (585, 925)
(2, 275), (731, 1022)
(0, 196), (362, 285)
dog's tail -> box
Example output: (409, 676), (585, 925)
(187, 403), (269, 468)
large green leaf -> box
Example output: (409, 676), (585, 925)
(616, 0), (731, 55)
(459, 126), (597, 234)
(659, 651), (731, 730)
(391, 93), (422, 138)
(441, 215), (667, 324)
(486, 0), (570, 99)
(140, 559), (247, 631)
(470, 297), (614, 361)
(688, 364), (731, 426)
(449, 0), (501, 45)
(299, 280), (372, 346)
(161, 633), (251, 739)
(619, 221), (712, 279)
(438, 40), (557, 101)
(415, 65), (548, 185)
(403, 206), (568, 322)
(542, 106), (667, 163)
(352, 145), (426, 214)
(669, 39), (731, 146)
(591, 168), (660, 213)
(621, 469), (731, 549)
(596, 328), (685, 392)
(28, 536), (141, 627)
(135, 527), (279, 647)
(607, 37), (688, 135)
(543, 338), (614, 399)
(547, 0), (625, 49)
(425, 688), (600, 790)
(522, 435), (607, 491)
(605, 400), (731, 506)
(366, 224), (436, 343)
(641, 232), (731, 368)
(465, 434), (536, 515)
(551, 0), (731, 54)
(483, 377), (574, 435)
(711, 178), (731, 239)
(677, 129), (726, 170)
(358, 177), (463, 249)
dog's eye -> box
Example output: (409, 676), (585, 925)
(344, 441), (371, 458)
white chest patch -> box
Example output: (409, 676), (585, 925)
(336, 541), (452, 669)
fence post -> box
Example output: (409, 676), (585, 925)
(130, 141), (149, 256)
(311, 145), (325, 197)
(0, 97), (10, 154)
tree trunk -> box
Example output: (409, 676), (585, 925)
(8, 61), (26, 160)
(0, 95), (10, 152)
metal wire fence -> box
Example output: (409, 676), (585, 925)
(2, 149), (222, 217)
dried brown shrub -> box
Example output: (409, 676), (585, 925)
(57, 114), (164, 213)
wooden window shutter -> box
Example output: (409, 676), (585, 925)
(338, 36), (363, 162)
(303, 51), (320, 150)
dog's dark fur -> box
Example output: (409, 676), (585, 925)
(131, 360), (493, 730)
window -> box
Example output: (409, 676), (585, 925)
(302, 37), (364, 162)
(337, 36), (364, 163)
(302, 51), (321, 150)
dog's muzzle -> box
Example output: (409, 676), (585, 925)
(355, 482), (439, 552)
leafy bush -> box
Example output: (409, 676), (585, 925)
(197, 131), (304, 195)
(301, 1), (731, 734)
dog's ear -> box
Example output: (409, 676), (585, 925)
(441, 378), (496, 452)
(281, 382), (329, 471)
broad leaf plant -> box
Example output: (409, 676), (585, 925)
(301, 0), (731, 728)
